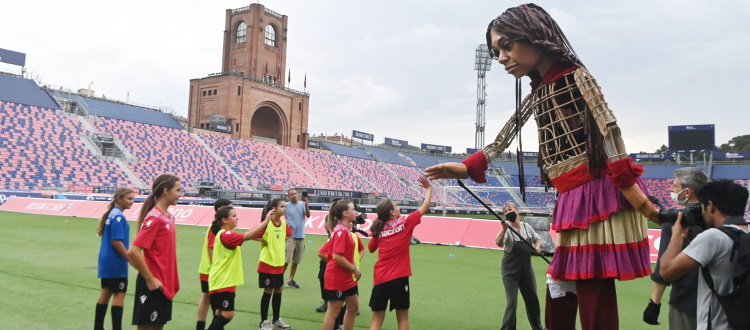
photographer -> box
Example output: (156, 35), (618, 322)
(644, 168), (707, 328)
(494, 202), (543, 330)
(660, 180), (750, 330)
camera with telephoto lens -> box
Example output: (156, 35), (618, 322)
(658, 202), (705, 227)
(352, 209), (369, 237)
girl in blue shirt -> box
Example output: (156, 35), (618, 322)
(95, 187), (135, 330)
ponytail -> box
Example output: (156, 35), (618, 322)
(98, 187), (134, 236)
(137, 174), (180, 232)
(371, 198), (395, 238)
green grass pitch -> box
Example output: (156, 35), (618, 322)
(0, 211), (668, 329)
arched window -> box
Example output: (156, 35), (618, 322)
(264, 25), (276, 47)
(236, 21), (247, 43)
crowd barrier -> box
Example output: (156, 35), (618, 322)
(0, 197), (663, 262)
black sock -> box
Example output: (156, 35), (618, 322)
(94, 303), (108, 330)
(110, 305), (123, 330)
(207, 314), (231, 330)
(335, 304), (346, 327)
(261, 292), (272, 321)
(196, 320), (206, 330)
(272, 292), (282, 322)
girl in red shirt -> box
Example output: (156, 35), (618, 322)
(368, 176), (432, 330)
(127, 174), (182, 330)
(322, 199), (363, 330)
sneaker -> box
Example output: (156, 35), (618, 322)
(273, 317), (292, 329)
(315, 302), (327, 313)
(287, 279), (299, 288)
(259, 319), (273, 330)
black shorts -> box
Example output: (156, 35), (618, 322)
(369, 277), (410, 311)
(210, 291), (236, 311)
(201, 280), (209, 293)
(101, 277), (128, 293)
(325, 285), (358, 301)
(132, 274), (172, 326)
(258, 272), (284, 288)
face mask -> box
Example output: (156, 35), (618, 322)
(505, 212), (517, 222)
(670, 188), (689, 206)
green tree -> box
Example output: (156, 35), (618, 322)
(655, 144), (669, 153)
(717, 135), (750, 152)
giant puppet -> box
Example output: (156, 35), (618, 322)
(425, 4), (659, 329)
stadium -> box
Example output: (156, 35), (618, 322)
(1, 2), (749, 330)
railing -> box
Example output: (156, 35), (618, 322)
(53, 92), (90, 116)
(252, 135), (278, 144)
(264, 8), (283, 18)
(205, 72), (310, 97)
(45, 87), (174, 115)
(232, 6), (250, 14)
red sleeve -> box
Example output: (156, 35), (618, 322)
(220, 230), (245, 249)
(356, 236), (364, 252)
(407, 210), (422, 230)
(607, 157), (643, 189)
(132, 216), (159, 249)
(462, 151), (488, 183)
(331, 230), (350, 255)
(255, 227), (266, 238)
(207, 230), (216, 248)
(318, 240), (330, 255)
(368, 236), (379, 253)
(286, 225), (293, 237)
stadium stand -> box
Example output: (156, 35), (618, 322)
(361, 146), (411, 166)
(200, 133), (318, 189)
(0, 74), (59, 109)
(89, 119), (243, 190)
(0, 101), (132, 189)
(71, 95), (184, 130)
(280, 145), (377, 192)
(321, 142), (373, 160)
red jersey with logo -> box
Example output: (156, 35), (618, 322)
(255, 221), (293, 274)
(324, 223), (363, 291)
(369, 211), (422, 285)
(132, 207), (180, 299)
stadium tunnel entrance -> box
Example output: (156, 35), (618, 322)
(250, 102), (287, 143)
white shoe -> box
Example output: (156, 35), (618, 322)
(259, 319), (273, 330)
(273, 317), (292, 329)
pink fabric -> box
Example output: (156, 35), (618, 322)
(551, 177), (647, 231)
(548, 239), (651, 281)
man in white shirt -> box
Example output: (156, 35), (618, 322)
(660, 179), (750, 330)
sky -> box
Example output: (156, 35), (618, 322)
(2, 0), (749, 154)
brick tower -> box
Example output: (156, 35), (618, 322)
(188, 3), (310, 148)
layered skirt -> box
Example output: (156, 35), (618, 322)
(547, 175), (651, 281)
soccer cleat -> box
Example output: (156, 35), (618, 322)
(315, 302), (327, 313)
(642, 299), (661, 325)
(259, 320), (273, 330)
(287, 280), (300, 288)
(273, 317), (292, 329)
